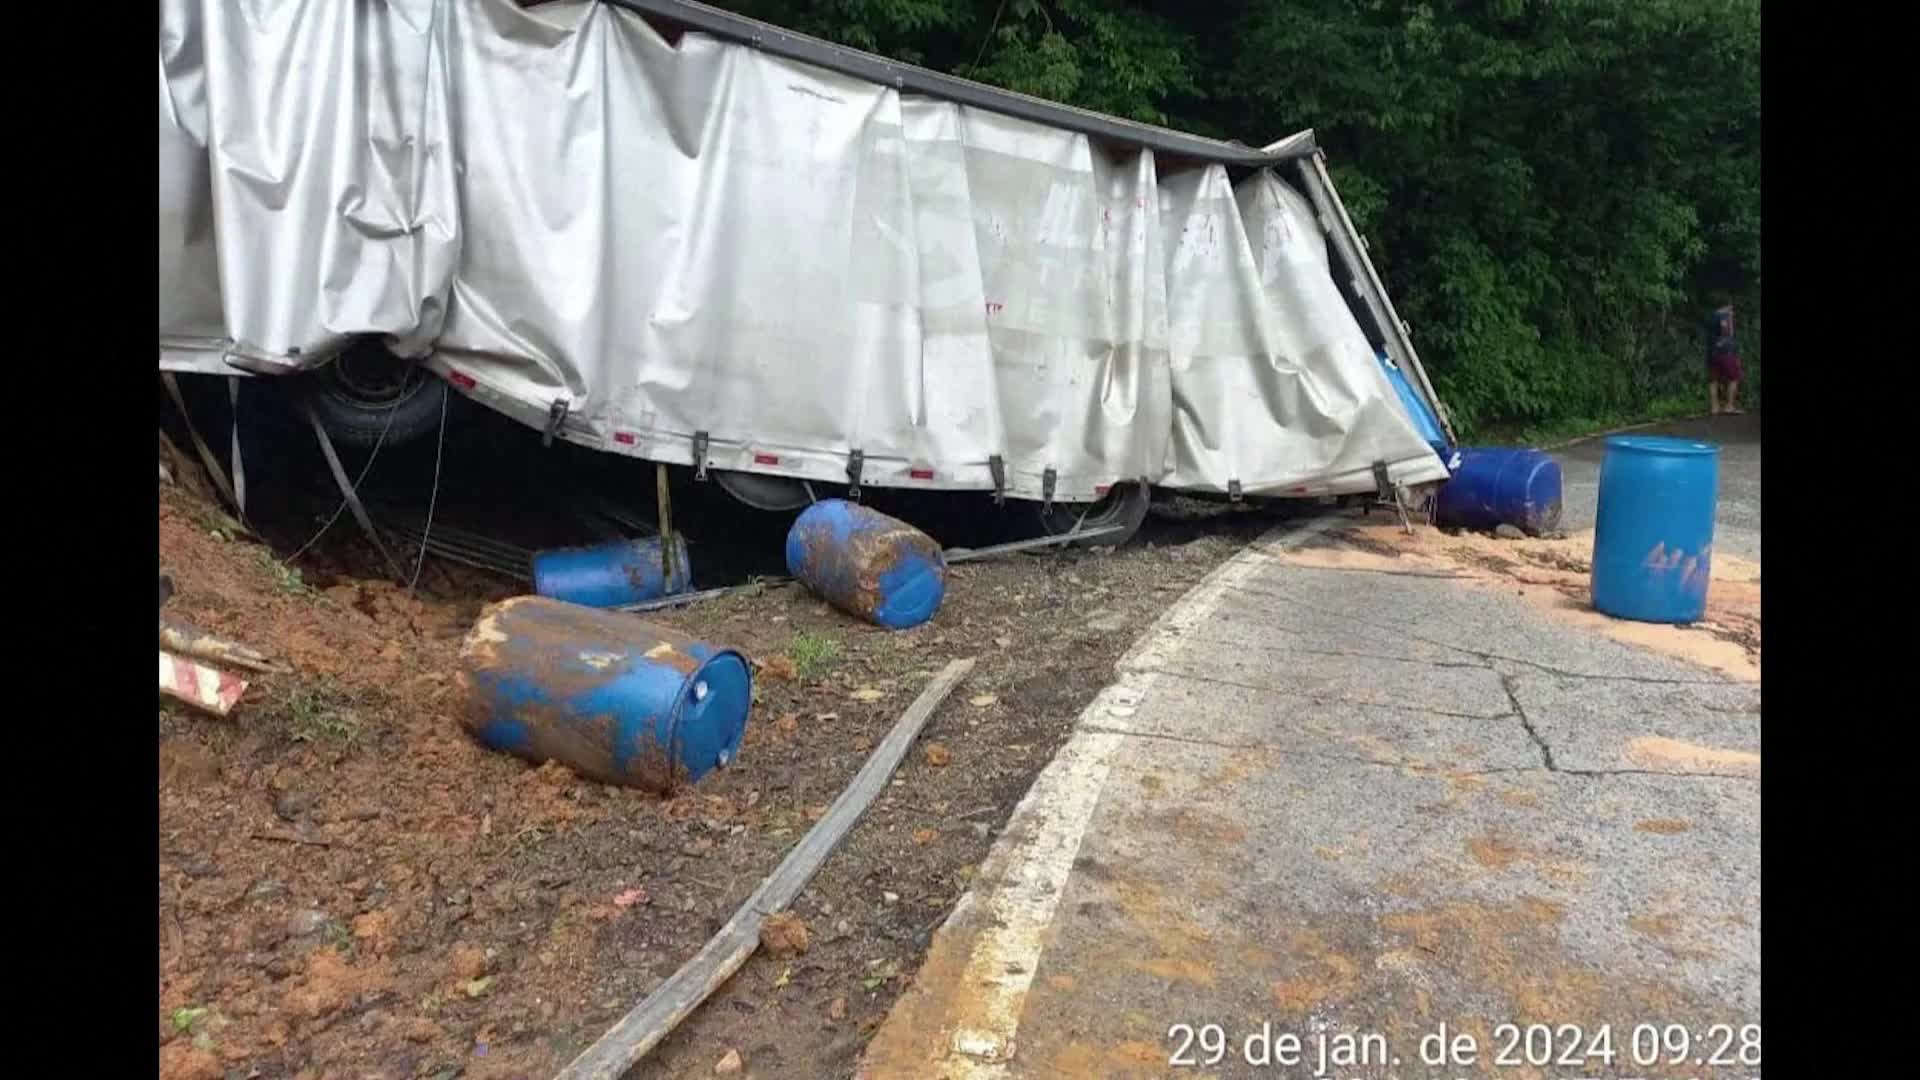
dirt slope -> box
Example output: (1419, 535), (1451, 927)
(158, 459), (1260, 1080)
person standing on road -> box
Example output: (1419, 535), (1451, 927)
(1706, 297), (1744, 415)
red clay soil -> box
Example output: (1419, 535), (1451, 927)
(158, 457), (1261, 1080)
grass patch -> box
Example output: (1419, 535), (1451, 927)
(788, 631), (841, 680)
(284, 684), (363, 749)
(255, 551), (318, 597)
(321, 919), (354, 953)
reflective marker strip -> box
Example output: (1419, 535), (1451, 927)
(446, 371), (476, 389)
(613, 432), (636, 445)
(910, 468), (935, 480)
(159, 651), (248, 717)
(754, 453), (780, 465)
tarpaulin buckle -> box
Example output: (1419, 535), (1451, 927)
(693, 431), (710, 481)
(1228, 479), (1243, 503)
(989, 455), (1007, 505)
(543, 398), (570, 448)
(847, 449), (864, 502)
(1042, 467), (1057, 514)
(1373, 459), (1414, 534)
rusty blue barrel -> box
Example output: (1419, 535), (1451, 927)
(457, 595), (750, 791)
(1591, 435), (1719, 624)
(531, 535), (692, 608)
(1433, 447), (1563, 535)
(785, 499), (947, 629)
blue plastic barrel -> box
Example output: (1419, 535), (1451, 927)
(1433, 447), (1563, 535)
(785, 500), (947, 629)
(458, 595), (751, 791)
(531, 536), (692, 609)
(1590, 435), (1719, 624)
(1376, 348), (1449, 459)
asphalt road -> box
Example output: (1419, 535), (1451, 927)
(861, 424), (1763, 1080)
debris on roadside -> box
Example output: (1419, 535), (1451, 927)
(785, 500), (947, 630)
(552, 658), (976, 1080)
(458, 595), (752, 792)
(1433, 447), (1563, 537)
(756, 653), (799, 682)
(760, 912), (811, 957)
(159, 615), (287, 675)
(155, 408), (1270, 1076)
(533, 535), (693, 609)
(159, 650), (249, 718)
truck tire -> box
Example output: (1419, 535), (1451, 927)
(712, 469), (812, 512)
(296, 339), (448, 450)
(1034, 480), (1151, 547)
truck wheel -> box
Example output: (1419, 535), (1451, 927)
(296, 339), (448, 450)
(1034, 481), (1151, 547)
(712, 469), (812, 512)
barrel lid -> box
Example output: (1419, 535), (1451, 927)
(1605, 435), (1718, 457)
(674, 651), (752, 774)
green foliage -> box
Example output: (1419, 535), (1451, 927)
(718, 0), (1760, 433)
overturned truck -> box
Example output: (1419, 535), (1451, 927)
(159, 0), (1456, 544)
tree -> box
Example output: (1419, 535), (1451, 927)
(714, 0), (1763, 432)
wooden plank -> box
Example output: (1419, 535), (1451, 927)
(553, 656), (978, 1080)
(160, 617), (287, 675)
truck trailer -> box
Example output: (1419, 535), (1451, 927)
(159, 0), (1455, 543)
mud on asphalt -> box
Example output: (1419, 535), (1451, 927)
(157, 436), (1298, 1080)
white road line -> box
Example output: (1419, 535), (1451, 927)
(882, 515), (1343, 1078)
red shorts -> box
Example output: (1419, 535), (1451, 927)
(1708, 349), (1743, 383)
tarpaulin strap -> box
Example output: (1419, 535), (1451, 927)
(989, 455), (1006, 505)
(303, 399), (408, 583)
(228, 376), (247, 519)
(543, 397), (570, 448)
(846, 449), (864, 502)
(160, 373), (241, 513)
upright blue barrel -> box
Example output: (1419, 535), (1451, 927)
(458, 595), (750, 792)
(531, 536), (692, 609)
(786, 500), (947, 629)
(1590, 436), (1719, 624)
(1433, 447), (1563, 535)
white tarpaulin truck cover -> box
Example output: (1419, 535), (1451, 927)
(158, 0), (1450, 502)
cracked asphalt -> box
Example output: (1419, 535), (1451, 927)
(862, 421), (1761, 1079)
